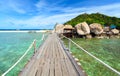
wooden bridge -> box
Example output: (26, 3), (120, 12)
(19, 33), (86, 76)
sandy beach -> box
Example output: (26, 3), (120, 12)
(0, 30), (48, 33)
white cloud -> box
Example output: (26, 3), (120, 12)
(10, 4), (26, 14)
(8, 13), (81, 29)
(35, 0), (46, 9)
(5, 2), (120, 29)
(9, 1), (26, 14)
(35, 0), (67, 13)
(62, 3), (120, 17)
(0, 0), (26, 14)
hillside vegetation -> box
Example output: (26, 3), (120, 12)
(64, 13), (120, 29)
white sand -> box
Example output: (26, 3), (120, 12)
(0, 30), (48, 33)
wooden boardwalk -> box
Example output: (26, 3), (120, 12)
(19, 33), (86, 76)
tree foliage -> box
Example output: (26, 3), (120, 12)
(64, 13), (120, 29)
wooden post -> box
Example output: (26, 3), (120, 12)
(33, 40), (36, 54)
(42, 34), (45, 41)
(68, 39), (71, 51)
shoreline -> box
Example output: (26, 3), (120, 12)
(0, 30), (49, 33)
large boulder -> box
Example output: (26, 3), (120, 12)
(75, 22), (90, 35)
(111, 29), (119, 34)
(55, 24), (64, 33)
(64, 25), (73, 29)
(63, 25), (74, 33)
(89, 23), (103, 35)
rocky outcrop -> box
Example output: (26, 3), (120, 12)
(111, 29), (119, 34)
(55, 22), (120, 39)
(55, 24), (64, 33)
(89, 23), (103, 35)
(75, 22), (90, 35)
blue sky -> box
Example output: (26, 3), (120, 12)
(0, 0), (120, 29)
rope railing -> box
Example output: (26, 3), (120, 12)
(41, 34), (45, 41)
(2, 39), (36, 76)
(63, 36), (120, 76)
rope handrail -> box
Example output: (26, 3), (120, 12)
(2, 39), (36, 76)
(63, 36), (120, 76)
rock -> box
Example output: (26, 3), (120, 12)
(95, 36), (104, 39)
(110, 35), (115, 38)
(106, 31), (113, 35)
(63, 25), (74, 38)
(86, 34), (92, 39)
(75, 22), (90, 35)
(104, 26), (110, 32)
(118, 33), (120, 36)
(89, 23), (103, 35)
(115, 35), (119, 38)
(55, 24), (64, 33)
(111, 29), (119, 34)
(63, 25), (74, 33)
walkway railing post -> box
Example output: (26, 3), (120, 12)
(68, 39), (71, 51)
(33, 40), (36, 54)
(41, 34), (45, 41)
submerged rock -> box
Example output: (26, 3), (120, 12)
(111, 29), (119, 34)
(95, 36), (104, 39)
(89, 23), (103, 35)
(75, 22), (90, 35)
(86, 34), (92, 39)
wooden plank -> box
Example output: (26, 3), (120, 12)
(49, 59), (55, 76)
(55, 59), (62, 76)
(27, 35), (51, 76)
(55, 35), (77, 76)
(38, 37), (51, 76)
(41, 60), (50, 76)
(19, 33), (87, 76)
(57, 42), (69, 76)
(56, 36), (78, 76)
(19, 37), (49, 76)
(35, 37), (51, 76)
(49, 39), (55, 76)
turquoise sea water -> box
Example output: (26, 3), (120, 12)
(63, 38), (120, 76)
(0, 32), (44, 75)
(71, 38), (120, 70)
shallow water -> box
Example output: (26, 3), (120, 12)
(72, 38), (120, 69)
(0, 32), (43, 75)
(63, 38), (120, 76)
